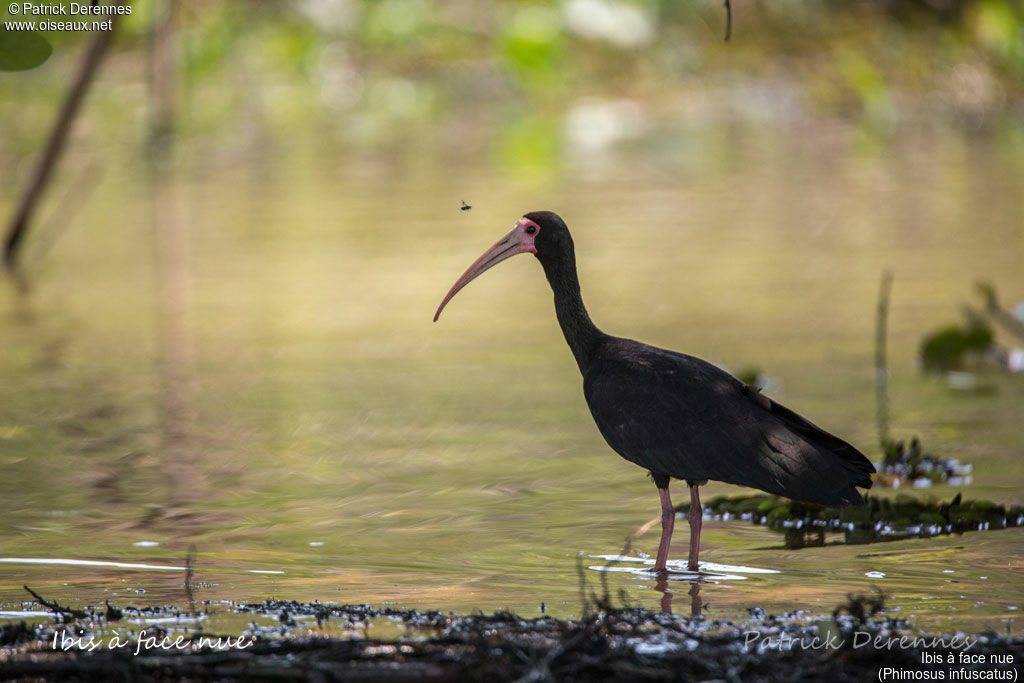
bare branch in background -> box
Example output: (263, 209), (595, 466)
(2, 4), (125, 273)
(149, 0), (203, 509)
(875, 269), (893, 447)
(977, 281), (1024, 344)
(724, 0), (732, 41)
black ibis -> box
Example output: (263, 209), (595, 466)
(434, 211), (874, 573)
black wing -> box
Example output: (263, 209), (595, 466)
(583, 340), (874, 506)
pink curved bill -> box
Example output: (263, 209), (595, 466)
(433, 225), (536, 322)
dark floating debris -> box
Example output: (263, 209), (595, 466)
(3, 597), (1023, 681)
(833, 588), (888, 628)
(103, 600), (122, 622)
(460, 200), (472, 211)
(875, 436), (972, 489)
(677, 493), (1024, 549)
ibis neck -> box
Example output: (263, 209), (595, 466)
(540, 252), (605, 373)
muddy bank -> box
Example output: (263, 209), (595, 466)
(3, 597), (1022, 681)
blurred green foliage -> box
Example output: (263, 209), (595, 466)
(0, 29), (52, 71)
(1, 0), (1022, 217)
(499, 5), (566, 83)
(2, 0), (1020, 113)
(920, 314), (994, 372)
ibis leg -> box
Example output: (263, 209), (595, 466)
(653, 486), (674, 572)
(687, 484), (702, 572)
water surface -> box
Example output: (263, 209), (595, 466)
(1, 118), (1022, 633)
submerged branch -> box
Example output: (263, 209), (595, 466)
(23, 585), (88, 620)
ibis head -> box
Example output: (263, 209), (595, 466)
(433, 211), (573, 322)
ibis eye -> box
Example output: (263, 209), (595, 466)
(525, 225), (536, 235)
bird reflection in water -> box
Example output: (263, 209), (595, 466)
(653, 574), (704, 617)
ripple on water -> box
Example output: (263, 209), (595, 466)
(0, 557), (183, 571)
(587, 555), (780, 582)
(0, 558), (284, 574)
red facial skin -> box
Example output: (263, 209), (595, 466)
(433, 217), (541, 322)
